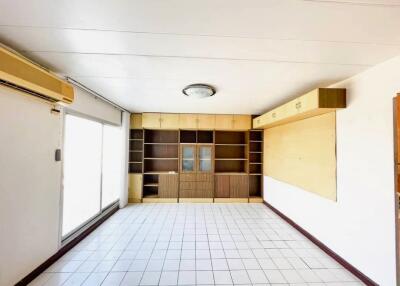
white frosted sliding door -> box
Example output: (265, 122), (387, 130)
(62, 114), (102, 236)
(101, 124), (123, 208)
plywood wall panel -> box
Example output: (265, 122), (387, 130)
(264, 112), (337, 201)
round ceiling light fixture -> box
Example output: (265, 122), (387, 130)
(182, 83), (216, 99)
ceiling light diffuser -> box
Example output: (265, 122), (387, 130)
(182, 84), (216, 99)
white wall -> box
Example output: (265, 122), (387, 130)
(264, 55), (400, 286)
(0, 84), (127, 285)
(0, 86), (62, 286)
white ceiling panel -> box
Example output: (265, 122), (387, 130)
(0, 26), (399, 66)
(1, 0), (400, 43)
(22, 51), (364, 113)
(0, 0), (399, 113)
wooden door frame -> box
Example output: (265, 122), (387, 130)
(393, 94), (400, 285)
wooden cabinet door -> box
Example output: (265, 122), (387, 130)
(196, 174), (214, 198)
(179, 114), (197, 129)
(142, 113), (161, 129)
(128, 174), (143, 201)
(196, 182), (214, 198)
(233, 115), (251, 130)
(197, 114), (215, 130)
(296, 89), (319, 113)
(197, 145), (213, 173)
(130, 113), (143, 129)
(283, 99), (299, 119)
(230, 175), (249, 198)
(215, 115), (234, 130)
(215, 175), (230, 198)
(160, 113), (179, 129)
(159, 174), (178, 198)
(181, 145), (196, 173)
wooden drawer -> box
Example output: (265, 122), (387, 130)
(180, 174), (196, 182)
(196, 173), (213, 182)
(179, 188), (195, 198)
(180, 181), (195, 189)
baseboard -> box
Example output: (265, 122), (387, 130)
(263, 201), (378, 286)
(15, 205), (119, 286)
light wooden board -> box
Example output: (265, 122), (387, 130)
(214, 198), (248, 203)
(178, 198), (214, 203)
(142, 198), (178, 203)
(264, 112), (337, 201)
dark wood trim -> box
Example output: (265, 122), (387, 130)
(263, 201), (378, 286)
(15, 205), (119, 286)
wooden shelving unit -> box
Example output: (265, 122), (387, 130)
(128, 113), (264, 203)
(142, 130), (179, 198)
(214, 131), (247, 173)
(249, 130), (263, 201)
(129, 130), (143, 173)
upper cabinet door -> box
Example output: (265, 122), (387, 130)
(197, 114), (215, 130)
(179, 114), (197, 129)
(232, 115), (251, 130)
(130, 113), (142, 129)
(160, 113), (180, 129)
(142, 113), (161, 129)
(215, 115), (234, 130)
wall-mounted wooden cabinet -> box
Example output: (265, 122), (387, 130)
(233, 115), (252, 130)
(142, 113), (161, 129)
(198, 114), (216, 129)
(161, 113), (179, 129)
(179, 114), (198, 129)
(253, 88), (346, 129)
(130, 113), (143, 129)
(179, 114), (216, 130)
(142, 113), (180, 129)
(137, 113), (251, 130)
(215, 115), (234, 130)
(214, 114), (252, 130)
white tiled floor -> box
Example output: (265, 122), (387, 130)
(29, 203), (364, 285)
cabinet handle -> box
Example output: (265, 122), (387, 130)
(272, 112), (276, 118)
(295, 102), (302, 109)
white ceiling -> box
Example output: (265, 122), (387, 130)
(0, 0), (400, 114)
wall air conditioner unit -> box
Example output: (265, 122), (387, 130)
(0, 46), (74, 104)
